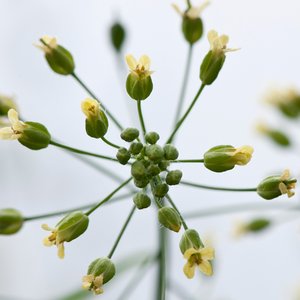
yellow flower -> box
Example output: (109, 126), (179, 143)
(82, 274), (104, 295)
(264, 87), (299, 106)
(41, 224), (65, 259)
(279, 169), (296, 198)
(183, 247), (214, 279)
(0, 109), (26, 140)
(207, 30), (239, 53)
(231, 145), (254, 166)
(125, 54), (153, 78)
(81, 98), (101, 119)
(35, 35), (57, 54)
(172, 0), (210, 19)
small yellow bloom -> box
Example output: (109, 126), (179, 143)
(264, 87), (299, 106)
(82, 274), (104, 295)
(35, 35), (57, 54)
(0, 109), (26, 140)
(207, 30), (239, 53)
(125, 54), (153, 78)
(231, 145), (254, 165)
(81, 98), (101, 119)
(183, 247), (214, 279)
(279, 169), (296, 198)
(172, 0), (210, 19)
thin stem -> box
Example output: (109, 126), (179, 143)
(157, 226), (167, 300)
(23, 192), (132, 221)
(86, 177), (133, 216)
(71, 72), (124, 131)
(137, 100), (147, 138)
(165, 194), (188, 230)
(171, 159), (204, 163)
(101, 136), (121, 149)
(173, 45), (193, 132)
(50, 140), (119, 163)
(186, 0), (192, 9)
(166, 84), (205, 144)
(181, 180), (257, 192)
(107, 205), (136, 259)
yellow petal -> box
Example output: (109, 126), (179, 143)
(125, 54), (137, 71)
(207, 30), (218, 49)
(199, 260), (213, 276)
(41, 35), (57, 49)
(81, 98), (99, 117)
(219, 34), (229, 48)
(280, 169), (290, 181)
(57, 243), (65, 259)
(183, 261), (196, 279)
(172, 3), (183, 16)
(184, 247), (199, 259)
(41, 224), (53, 231)
(186, 1), (210, 19)
(199, 247), (215, 260)
(0, 127), (15, 140)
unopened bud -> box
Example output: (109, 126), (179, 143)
(158, 207), (182, 232)
(0, 208), (23, 235)
(133, 192), (151, 209)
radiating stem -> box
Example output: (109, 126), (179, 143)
(165, 194), (188, 230)
(137, 100), (147, 138)
(171, 159), (204, 163)
(101, 136), (121, 149)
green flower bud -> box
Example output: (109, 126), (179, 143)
(158, 207), (182, 232)
(129, 142), (143, 155)
(82, 257), (116, 295)
(145, 145), (164, 163)
(145, 131), (160, 144)
(179, 229), (204, 255)
(267, 130), (291, 147)
(131, 161), (147, 180)
(121, 127), (140, 142)
(134, 177), (149, 188)
(110, 22), (126, 53)
(246, 218), (271, 232)
(0, 94), (17, 116)
(166, 170), (183, 185)
(182, 16), (203, 44)
(153, 183), (169, 198)
(116, 147), (131, 165)
(257, 169), (297, 200)
(133, 192), (151, 209)
(164, 144), (179, 160)
(36, 36), (75, 75)
(0, 208), (23, 235)
(204, 145), (253, 173)
(147, 164), (161, 177)
(158, 160), (170, 171)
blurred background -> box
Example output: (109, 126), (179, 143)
(0, 0), (300, 299)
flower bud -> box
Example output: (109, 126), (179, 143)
(133, 192), (151, 209)
(257, 169), (296, 200)
(179, 229), (204, 255)
(204, 145), (253, 173)
(166, 170), (183, 185)
(36, 36), (75, 75)
(158, 160), (170, 171)
(134, 177), (149, 188)
(129, 142), (143, 155)
(121, 127), (139, 142)
(131, 161), (147, 180)
(110, 22), (126, 53)
(116, 147), (131, 165)
(234, 218), (271, 237)
(158, 207), (182, 232)
(164, 144), (179, 160)
(0, 208), (23, 235)
(145, 131), (160, 144)
(147, 164), (161, 177)
(82, 257), (116, 295)
(0, 94), (17, 116)
(145, 145), (164, 163)
(153, 183), (169, 198)
(182, 16), (203, 44)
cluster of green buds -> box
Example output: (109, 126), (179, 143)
(0, 208), (23, 235)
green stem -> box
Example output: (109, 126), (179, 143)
(107, 205), (136, 259)
(71, 72), (124, 131)
(186, 0), (192, 9)
(23, 192), (132, 221)
(101, 136), (121, 149)
(165, 194), (188, 230)
(171, 159), (204, 163)
(49, 140), (119, 163)
(86, 177), (133, 216)
(166, 83), (205, 144)
(173, 45), (193, 132)
(137, 100), (147, 138)
(157, 225), (167, 300)
(181, 180), (257, 192)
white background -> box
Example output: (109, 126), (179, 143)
(0, 0), (300, 299)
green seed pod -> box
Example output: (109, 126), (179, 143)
(121, 127), (140, 142)
(158, 207), (182, 232)
(18, 122), (51, 150)
(110, 22), (126, 53)
(147, 164), (161, 177)
(182, 16), (203, 44)
(131, 161), (147, 180)
(164, 144), (179, 160)
(133, 192), (151, 209)
(267, 130), (291, 147)
(56, 211), (89, 243)
(145, 145), (164, 163)
(116, 148), (131, 165)
(166, 170), (183, 185)
(246, 218), (271, 232)
(200, 50), (226, 85)
(129, 142), (143, 155)
(134, 177), (149, 188)
(153, 183), (169, 198)
(145, 131), (160, 144)
(87, 257), (116, 284)
(179, 229), (204, 255)
(126, 73), (153, 101)
(0, 208), (23, 235)
(158, 160), (170, 171)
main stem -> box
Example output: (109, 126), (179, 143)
(71, 72), (124, 131)
(137, 100), (147, 138)
(85, 177), (132, 216)
(166, 84), (205, 144)
(157, 226), (167, 300)
(107, 205), (136, 259)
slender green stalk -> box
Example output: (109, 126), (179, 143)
(86, 177), (133, 216)
(171, 159), (204, 163)
(187, 0), (192, 9)
(157, 226), (167, 300)
(165, 194), (188, 230)
(23, 192), (133, 221)
(50, 140), (119, 163)
(107, 205), (136, 259)
(71, 72), (124, 131)
(101, 136), (121, 149)
(181, 180), (257, 192)
(137, 100), (147, 138)
(173, 45), (193, 131)
(166, 84), (205, 144)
